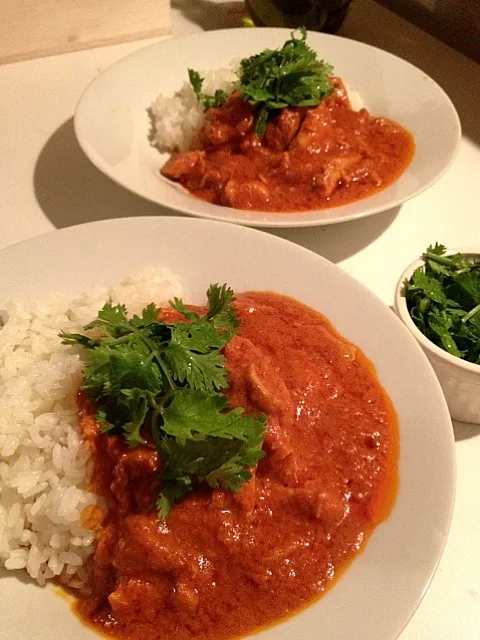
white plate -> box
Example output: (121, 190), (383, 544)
(74, 28), (461, 228)
(1, 217), (455, 640)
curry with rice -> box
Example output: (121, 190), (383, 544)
(160, 29), (415, 213)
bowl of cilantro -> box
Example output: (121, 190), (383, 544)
(395, 244), (480, 424)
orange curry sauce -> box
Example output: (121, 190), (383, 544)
(161, 79), (415, 212)
(75, 292), (398, 640)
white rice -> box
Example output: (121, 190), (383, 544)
(150, 67), (365, 154)
(150, 68), (238, 153)
(0, 267), (182, 587)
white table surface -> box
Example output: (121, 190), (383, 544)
(1, 0), (479, 638)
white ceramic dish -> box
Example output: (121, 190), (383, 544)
(395, 249), (480, 424)
(74, 28), (461, 229)
(0, 217), (455, 639)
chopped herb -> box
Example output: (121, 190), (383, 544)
(403, 244), (480, 364)
(238, 27), (333, 134)
(60, 284), (266, 518)
(188, 27), (334, 135)
(188, 69), (229, 110)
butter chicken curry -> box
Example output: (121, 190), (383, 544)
(74, 291), (398, 640)
(162, 83), (414, 212)
(160, 29), (414, 213)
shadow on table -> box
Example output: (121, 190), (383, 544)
(34, 118), (171, 229)
(453, 420), (480, 442)
(267, 206), (400, 263)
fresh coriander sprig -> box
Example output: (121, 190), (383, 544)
(237, 26), (333, 134)
(188, 27), (334, 136)
(403, 244), (480, 364)
(61, 284), (266, 518)
(188, 69), (229, 110)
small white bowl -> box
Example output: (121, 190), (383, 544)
(394, 249), (480, 424)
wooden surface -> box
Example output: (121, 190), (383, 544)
(0, 0), (171, 65)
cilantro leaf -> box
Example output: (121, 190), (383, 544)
(60, 332), (100, 349)
(428, 309), (463, 357)
(205, 457), (254, 492)
(156, 477), (193, 520)
(82, 344), (116, 398)
(206, 283), (240, 340)
(118, 388), (152, 446)
(84, 302), (129, 334)
(61, 284), (267, 519)
(162, 389), (267, 443)
(188, 68), (203, 98)
(158, 397), (265, 515)
(254, 105), (269, 136)
(131, 302), (162, 327)
(169, 318), (228, 353)
(106, 348), (162, 395)
(164, 342), (227, 392)
(204, 424), (265, 492)
(160, 435), (245, 479)
(448, 271), (480, 308)
(404, 245), (480, 364)
(189, 29), (333, 135)
(238, 27), (333, 135)
(170, 297), (200, 322)
(188, 68), (229, 111)
(163, 284), (239, 391)
(425, 242), (447, 256)
(94, 406), (114, 432)
(410, 267), (448, 305)
(203, 89), (229, 110)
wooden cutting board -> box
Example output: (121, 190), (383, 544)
(0, 0), (171, 65)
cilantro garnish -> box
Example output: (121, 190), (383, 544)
(238, 27), (333, 134)
(61, 284), (266, 518)
(188, 27), (333, 135)
(403, 244), (480, 363)
(188, 69), (229, 110)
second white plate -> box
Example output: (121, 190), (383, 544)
(74, 28), (461, 228)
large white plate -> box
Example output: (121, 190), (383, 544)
(74, 28), (461, 228)
(1, 217), (455, 640)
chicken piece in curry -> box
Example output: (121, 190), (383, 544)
(75, 292), (398, 640)
(161, 78), (415, 212)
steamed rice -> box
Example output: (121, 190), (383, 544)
(150, 68), (238, 153)
(0, 267), (182, 587)
(150, 67), (364, 154)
